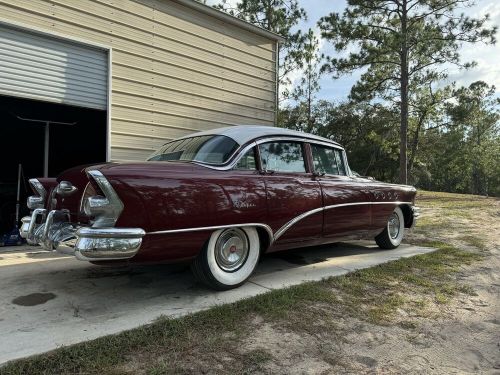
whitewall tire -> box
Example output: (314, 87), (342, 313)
(375, 206), (405, 249)
(191, 226), (260, 290)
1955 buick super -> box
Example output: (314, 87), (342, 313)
(20, 126), (419, 290)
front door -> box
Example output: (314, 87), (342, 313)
(310, 144), (372, 238)
(258, 140), (323, 245)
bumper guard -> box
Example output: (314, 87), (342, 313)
(20, 209), (145, 261)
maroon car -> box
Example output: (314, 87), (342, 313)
(20, 126), (419, 290)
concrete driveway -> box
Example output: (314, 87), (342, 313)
(0, 241), (435, 364)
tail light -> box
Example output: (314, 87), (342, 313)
(27, 179), (46, 210)
(80, 170), (124, 228)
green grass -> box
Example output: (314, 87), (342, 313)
(1, 190), (493, 375)
(1, 242), (483, 375)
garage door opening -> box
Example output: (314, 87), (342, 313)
(0, 95), (106, 237)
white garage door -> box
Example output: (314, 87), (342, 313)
(0, 24), (108, 110)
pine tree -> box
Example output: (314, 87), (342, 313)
(318, 0), (497, 184)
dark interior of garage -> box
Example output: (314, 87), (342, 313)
(0, 95), (106, 238)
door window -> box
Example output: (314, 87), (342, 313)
(259, 142), (306, 173)
(311, 144), (346, 176)
(235, 148), (257, 170)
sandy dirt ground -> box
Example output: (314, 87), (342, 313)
(237, 194), (500, 374)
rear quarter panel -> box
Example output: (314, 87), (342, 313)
(105, 164), (267, 262)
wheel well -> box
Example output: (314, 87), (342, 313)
(399, 204), (414, 228)
(255, 226), (272, 253)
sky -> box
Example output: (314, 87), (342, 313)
(208, 0), (500, 102)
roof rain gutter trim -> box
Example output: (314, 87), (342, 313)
(172, 0), (286, 43)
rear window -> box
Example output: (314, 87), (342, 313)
(148, 135), (239, 164)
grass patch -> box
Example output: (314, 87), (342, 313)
(459, 235), (488, 252)
(1, 242), (482, 375)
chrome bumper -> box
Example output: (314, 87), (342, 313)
(410, 206), (420, 228)
(20, 209), (145, 261)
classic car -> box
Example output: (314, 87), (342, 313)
(20, 126), (419, 290)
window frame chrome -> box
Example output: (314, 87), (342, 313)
(191, 136), (348, 173)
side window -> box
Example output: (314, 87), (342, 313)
(334, 149), (347, 175)
(311, 144), (346, 176)
(259, 142), (306, 173)
(235, 147), (257, 170)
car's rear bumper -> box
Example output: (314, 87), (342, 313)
(20, 209), (145, 261)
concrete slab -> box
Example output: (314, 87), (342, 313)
(0, 240), (435, 365)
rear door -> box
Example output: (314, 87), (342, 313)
(310, 144), (372, 238)
(258, 140), (322, 244)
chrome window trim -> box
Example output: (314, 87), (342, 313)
(146, 201), (414, 242)
(255, 136), (345, 151)
(192, 137), (346, 172)
(257, 139), (308, 174)
(148, 134), (241, 166)
(191, 142), (258, 171)
(309, 143), (348, 177)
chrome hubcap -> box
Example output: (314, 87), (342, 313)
(214, 228), (249, 272)
(388, 212), (400, 239)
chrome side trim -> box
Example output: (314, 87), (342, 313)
(148, 223), (273, 240)
(274, 207), (324, 241)
(274, 201), (413, 241)
(146, 202), (413, 242)
(323, 201), (412, 210)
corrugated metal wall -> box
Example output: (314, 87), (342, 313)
(0, 24), (108, 109)
(0, 0), (277, 161)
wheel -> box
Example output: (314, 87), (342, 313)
(191, 226), (260, 290)
(375, 206), (405, 249)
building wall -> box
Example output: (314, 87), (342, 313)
(0, 0), (277, 161)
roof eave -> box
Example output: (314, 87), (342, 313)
(172, 0), (286, 43)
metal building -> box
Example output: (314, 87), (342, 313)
(0, 0), (282, 237)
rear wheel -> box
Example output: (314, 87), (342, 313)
(375, 206), (405, 249)
(191, 226), (260, 290)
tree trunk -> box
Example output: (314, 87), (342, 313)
(399, 0), (409, 185)
(307, 68), (312, 132)
(408, 113), (426, 174)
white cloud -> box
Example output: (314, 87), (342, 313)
(447, 1), (500, 91)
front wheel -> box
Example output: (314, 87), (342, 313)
(191, 226), (260, 290)
(375, 206), (405, 249)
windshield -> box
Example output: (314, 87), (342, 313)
(147, 135), (239, 164)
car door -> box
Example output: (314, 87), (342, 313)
(258, 140), (322, 245)
(310, 143), (372, 239)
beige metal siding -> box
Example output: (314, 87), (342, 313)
(0, 0), (277, 161)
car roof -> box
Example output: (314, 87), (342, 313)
(174, 125), (342, 148)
